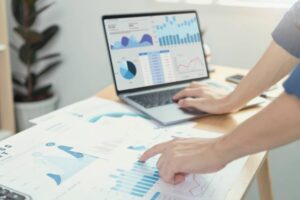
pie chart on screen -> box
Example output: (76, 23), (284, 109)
(120, 61), (137, 80)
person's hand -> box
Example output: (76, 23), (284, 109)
(173, 82), (237, 114)
(139, 138), (229, 185)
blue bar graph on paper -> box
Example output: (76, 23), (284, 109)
(151, 192), (161, 200)
(156, 15), (201, 46)
(110, 161), (160, 198)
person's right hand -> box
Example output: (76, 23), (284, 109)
(173, 82), (238, 114)
(139, 137), (229, 185)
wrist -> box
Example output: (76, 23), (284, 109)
(213, 136), (242, 165)
(219, 94), (241, 113)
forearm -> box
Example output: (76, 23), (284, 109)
(217, 93), (300, 163)
(226, 41), (298, 111)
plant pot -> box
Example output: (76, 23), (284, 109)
(15, 95), (59, 131)
(0, 130), (13, 141)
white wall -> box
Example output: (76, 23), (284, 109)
(147, 2), (287, 69)
(7, 0), (300, 199)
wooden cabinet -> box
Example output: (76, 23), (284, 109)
(0, 0), (16, 133)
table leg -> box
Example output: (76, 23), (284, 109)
(257, 157), (273, 200)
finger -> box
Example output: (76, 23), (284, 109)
(156, 153), (165, 170)
(174, 173), (187, 184)
(173, 88), (199, 100)
(161, 159), (177, 185)
(173, 88), (203, 100)
(178, 98), (202, 108)
(179, 98), (225, 114)
(178, 98), (211, 113)
(139, 141), (170, 162)
(160, 160), (176, 184)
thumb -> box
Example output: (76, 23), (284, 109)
(174, 173), (187, 184)
(178, 98), (211, 113)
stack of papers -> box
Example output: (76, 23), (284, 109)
(0, 97), (248, 200)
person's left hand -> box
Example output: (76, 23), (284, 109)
(139, 138), (228, 185)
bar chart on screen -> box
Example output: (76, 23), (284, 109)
(156, 16), (201, 47)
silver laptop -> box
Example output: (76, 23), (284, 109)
(102, 11), (263, 125)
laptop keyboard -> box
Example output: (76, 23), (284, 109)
(128, 87), (184, 108)
(0, 185), (29, 200)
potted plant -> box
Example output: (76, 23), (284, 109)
(10, 0), (61, 131)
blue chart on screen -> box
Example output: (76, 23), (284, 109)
(156, 16), (201, 46)
(120, 61), (137, 80)
(111, 34), (153, 50)
(110, 161), (160, 198)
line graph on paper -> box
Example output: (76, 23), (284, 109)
(172, 174), (215, 198)
(150, 174), (215, 200)
(188, 175), (212, 196)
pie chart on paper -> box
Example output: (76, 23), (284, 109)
(120, 61), (137, 80)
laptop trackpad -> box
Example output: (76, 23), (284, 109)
(181, 107), (207, 115)
(147, 103), (208, 125)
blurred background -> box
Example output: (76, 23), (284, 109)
(2, 0), (300, 199)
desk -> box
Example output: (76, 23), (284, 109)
(97, 65), (274, 200)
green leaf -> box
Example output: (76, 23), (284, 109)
(19, 44), (37, 65)
(14, 27), (43, 44)
(34, 2), (55, 18)
(12, 76), (25, 87)
(12, 0), (37, 27)
(12, 0), (24, 25)
(37, 60), (61, 78)
(32, 25), (59, 50)
(32, 84), (52, 97)
(36, 53), (60, 62)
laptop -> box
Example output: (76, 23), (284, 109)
(102, 11), (263, 125)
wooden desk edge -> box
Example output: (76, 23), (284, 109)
(225, 152), (267, 200)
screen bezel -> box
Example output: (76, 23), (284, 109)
(102, 10), (210, 95)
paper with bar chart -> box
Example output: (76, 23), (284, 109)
(104, 12), (208, 91)
(0, 109), (247, 200)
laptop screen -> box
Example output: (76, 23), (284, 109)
(103, 11), (208, 92)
